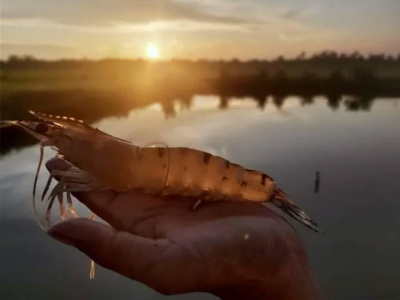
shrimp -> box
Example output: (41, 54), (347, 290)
(1, 110), (321, 234)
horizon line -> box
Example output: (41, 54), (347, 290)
(2, 50), (400, 63)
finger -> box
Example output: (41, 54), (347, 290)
(45, 157), (193, 234)
(73, 191), (198, 239)
(44, 156), (121, 208)
(44, 157), (282, 238)
(45, 156), (167, 209)
(47, 218), (206, 295)
(45, 156), (116, 213)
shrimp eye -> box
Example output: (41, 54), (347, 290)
(35, 123), (49, 134)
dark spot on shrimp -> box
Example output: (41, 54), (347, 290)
(261, 174), (268, 186)
(224, 160), (230, 169)
(35, 123), (49, 134)
(203, 153), (211, 164)
(184, 167), (187, 171)
(158, 147), (165, 158)
(222, 176), (228, 181)
(241, 181), (247, 187)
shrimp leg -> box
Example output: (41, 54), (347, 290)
(66, 192), (79, 218)
(57, 192), (67, 220)
(41, 174), (53, 202)
(190, 199), (203, 211)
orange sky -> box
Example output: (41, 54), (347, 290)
(1, 0), (399, 60)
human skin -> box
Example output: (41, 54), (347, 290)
(46, 157), (319, 300)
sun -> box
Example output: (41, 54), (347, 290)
(145, 42), (160, 60)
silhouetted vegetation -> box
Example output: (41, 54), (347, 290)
(1, 50), (399, 155)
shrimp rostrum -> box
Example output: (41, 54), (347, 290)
(1, 110), (321, 233)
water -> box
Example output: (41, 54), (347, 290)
(1, 96), (399, 299)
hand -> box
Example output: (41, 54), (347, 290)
(46, 157), (319, 300)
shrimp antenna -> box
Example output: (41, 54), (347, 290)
(32, 145), (47, 231)
(89, 214), (97, 280)
(163, 145), (171, 191)
(90, 260), (95, 279)
(0, 120), (18, 129)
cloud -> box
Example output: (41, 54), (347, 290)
(118, 20), (252, 33)
(6, 0), (392, 59)
(1, 0), (330, 39)
(2, 0), (246, 27)
(279, 3), (320, 20)
(281, 9), (300, 20)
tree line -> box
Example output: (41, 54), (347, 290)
(1, 50), (400, 68)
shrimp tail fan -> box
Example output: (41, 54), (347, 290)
(272, 188), (323, 233)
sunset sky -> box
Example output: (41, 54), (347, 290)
(1, 0), (399, 60)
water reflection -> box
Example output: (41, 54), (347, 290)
(1, 94), (397, 156)
(174, 93), (385, 113)
(1, 97), (399, 300)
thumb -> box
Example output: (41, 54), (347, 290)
(47, 218), (179, 293)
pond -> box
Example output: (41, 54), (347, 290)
(1, 96), (399, 300)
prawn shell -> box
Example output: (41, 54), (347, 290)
(132, 147), (277, 203)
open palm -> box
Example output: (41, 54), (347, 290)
(46, 157), (318, 300)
